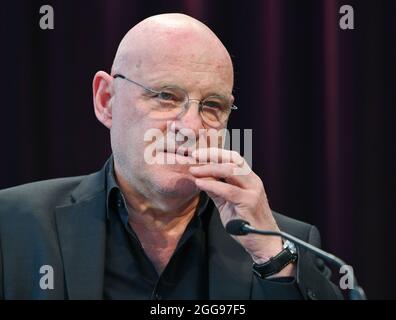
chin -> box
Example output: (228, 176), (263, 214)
(147, 167), (198, 197)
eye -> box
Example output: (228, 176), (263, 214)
(155, 88), (185, 103)
(158, 91), (176, 101)
(203, 100), (223, 109)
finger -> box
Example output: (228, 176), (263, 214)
(189, 163), (252, 188)
(194, 178), (242, 204)
(192, 148), (245, 166)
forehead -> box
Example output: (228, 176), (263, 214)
(123, 30), (234, 95)
(142, 64), (232, 97)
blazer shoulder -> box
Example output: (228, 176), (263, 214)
(272, 210), (318, 243)
(0, 176), (85, 218)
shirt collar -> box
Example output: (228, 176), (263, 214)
(105, 155), (123, 220)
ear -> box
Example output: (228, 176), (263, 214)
(92, 71), (114, 129)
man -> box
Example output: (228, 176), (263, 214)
(0, 13), (342, 299)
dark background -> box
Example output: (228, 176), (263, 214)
(0, 0), (395, 299)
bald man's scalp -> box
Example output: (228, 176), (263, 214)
(111, 13), (233, 82)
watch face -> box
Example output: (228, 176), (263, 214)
(283, 240), (297, 255)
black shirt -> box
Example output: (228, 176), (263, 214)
(103, 158), (303, 300)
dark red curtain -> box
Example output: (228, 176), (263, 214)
(0, 0), (395, 299)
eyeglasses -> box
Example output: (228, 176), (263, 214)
(113, 73), (237, 127)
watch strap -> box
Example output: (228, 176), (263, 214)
(252, 247), (297, 278)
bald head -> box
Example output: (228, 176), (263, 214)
(111, 13), (233, 88)
(93, 14), (236, 201)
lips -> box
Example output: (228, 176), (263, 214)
(163, 147), (192, 157)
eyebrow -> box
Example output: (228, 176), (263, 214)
(204, 92), (230, 99)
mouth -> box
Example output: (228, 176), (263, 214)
(155, 145), (196, 161)
(162, 147), (192, 157)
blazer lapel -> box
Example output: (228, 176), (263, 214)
(207, 206), (253, 299)
(55, 168), (108, 300)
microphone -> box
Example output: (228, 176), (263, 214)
(225, 219), (366, 300)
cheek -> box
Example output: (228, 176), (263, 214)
(113, 98), (141, 125)
(110, 102), (144, 155)
(113, 97), (151, 132)
(111, 102), (169, 155)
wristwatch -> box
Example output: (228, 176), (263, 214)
(252, 240), (298, 279)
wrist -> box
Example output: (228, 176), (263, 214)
(249, 239), (284, 264)
(252, 240), (298, 279)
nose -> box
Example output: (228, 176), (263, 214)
(173, 99), (204, 134)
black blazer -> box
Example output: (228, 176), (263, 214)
(0, 159), (343, 300)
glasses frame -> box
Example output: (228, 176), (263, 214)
(113, 73), (237, 125)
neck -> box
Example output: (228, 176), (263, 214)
(125, 191), (200, 232)
(113, 164), (201, 274)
